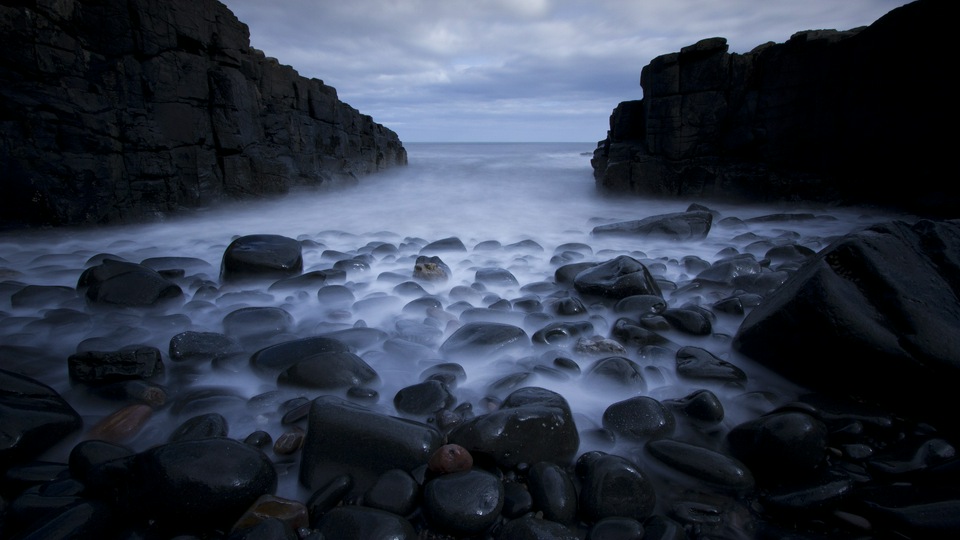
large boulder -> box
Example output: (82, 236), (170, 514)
(220, 234), (303, 282)
(733, 219), (960, 428)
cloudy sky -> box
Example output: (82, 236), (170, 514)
(219, 0), (911, 143)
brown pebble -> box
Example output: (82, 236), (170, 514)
(273, 429), (304, 455)
(232, 494), (309, 533)
(86, 403), (153, 443)
(428, 443), (473, 474)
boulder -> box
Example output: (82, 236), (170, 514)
(77, 259), (183, 307)
(734, 219), (960, 428)
(220, 234), (303, 282)
(573, 256), (663, 299)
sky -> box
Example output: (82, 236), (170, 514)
(218, 0), (912, 143)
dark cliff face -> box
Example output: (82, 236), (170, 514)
(592, 0), (954, 217)
(0, 0), (407, 228)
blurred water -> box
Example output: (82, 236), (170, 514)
(0, 142), (908, 499)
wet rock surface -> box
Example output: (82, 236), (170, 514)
(0, 200), (958, 539)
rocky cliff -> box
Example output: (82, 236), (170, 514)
(592, 0), (953, 217)
(0, 0), (407, 228)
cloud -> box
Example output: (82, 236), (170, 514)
(219, 0), (911, 142)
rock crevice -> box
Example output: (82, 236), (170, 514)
(0, 0), (406, 228)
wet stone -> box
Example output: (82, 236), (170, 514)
(10, 284), (78, 308)
(663, 389), (724, 425)
(584, 356), (647, 392)
(695, 254), (762, 285)
(759, 468), (854, 513)
(86, 403), (154, 443)
(248, 335), (350, 374)
(528, 461), (578, 524)
(168, 412), (229, 442)
(420, 236), (467, 253)
(502, 480), (534, 518)
(273, 429), (305, 455)
(602, 396), (675, 442)
(448, 387), (580, 469)
(305, 474), (353, 526)
(587, 516), (646, 540)
(67, 346), (164, 384)
(475, 266), (519, 286)
(423, 469), (504, 536)
(393, 379), (455, 417)
(413, 255), (451, 281)
(267, 269), (345, 292)
(438, 321), (530, 361)
(662, 307), (713, 335)
(591, 210), (713, 241)
(555, 261), (598, 284)
(420, 362), (467, 388)
(169, 331), (243, 363)
(574, 255), (663, 299)
(363, 468), (420, 516)
(222, 306), (294, 344)
(611, 318), (672, 348)
(499, 515), (580, 539)
(546, 295), (589, 316)
(428, 443), (474, 474)
(316, 505), (416, 540)
(614, 294), (667, 315)
(276, 351), (380, 390)
(727, 411), (829, 483)
(220, 234), (303, 282)
(78, 259), (183, 307)
(577, 452), (657, 523)
(645, 439), (755, 492)
(532, 320), (594, 346)
(316, 284), (355, 306)
(675, 346), (747, 384)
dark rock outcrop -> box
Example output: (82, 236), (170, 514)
(0, 0), (406, 228)
(592, 0), (954, 216)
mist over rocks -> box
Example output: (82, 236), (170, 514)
(591, 0), (954, 217)
(0, 0), (406, 229)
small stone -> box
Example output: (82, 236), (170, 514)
(428, 444), (474, 474)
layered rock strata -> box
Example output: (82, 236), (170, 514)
(0, 0), (406, 228)
(592, 0), (953, 216)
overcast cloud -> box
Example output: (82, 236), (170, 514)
(218, 0), (911, 143)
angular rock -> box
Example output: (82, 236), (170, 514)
(67, 346), (164, 384)
(169, 331), (243, 363)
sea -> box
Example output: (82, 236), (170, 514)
(0, 142), (908, 499)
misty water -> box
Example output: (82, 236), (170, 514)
(0, 142), (907, 500)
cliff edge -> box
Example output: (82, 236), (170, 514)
(592, 0), (953, 217)
(0, 0), (407, 228)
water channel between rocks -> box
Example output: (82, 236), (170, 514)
(0, 142), (908, 503)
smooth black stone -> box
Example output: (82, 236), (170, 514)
(675, 346), (747, 384)
(663, 389), (724, 425)
(228, 517), (297, 540)
(662, 307), (713, 335)
(168, 331), (243, 363)
(315, 505), (416, 539)
(614, 294), (667, 315)
(306, 474), (353, 527)
(578, 453), (657, 523)
(393, 280), (428, 296)
(527, 462), (578, 525)
(419, 363), (467, 388)
(573, 255), (663, 299)
(420, 236), (467, 253)
(586, 516), (645, 540)
(475, 267), (519, 286)
(438, 322), (530, 361)
(299, 396), (443, 493)
(167, 412), (229, 442)
(502, 480), (534, 518)
(277, 352), (380, 390)
(591, 211), (713, 241)
(2, 461), (70, 495)
(532, 321), (594, 346)
(602, 396), (675, 442)
(249, 334), (350, 374)
(141, 256), (214, 274)
(123, 438), (277, 529)
(78, 259), (183, 307)
(222, 306), (294, 341)
(645, 439), (754, 491)
(68, 440), (134, 484)
(694, 254), (762, 285)
(11, 500), (117, 540)
(333, 258), (371, 273)
(642, 513), (688, 540)
(555, 262), (598, 284)
(866, 437), (957, 477)
(10, 284), (78, 308)
(243, 431), (273, 450)
(363, 468), (420, 517)
(423, 469), (503, 536)
(316, 284), (356, 306)
(611, 318), (671, 348)
(0, 369), (82, 465)
(220, 234), (303, 282)
(498, 515), (580, 539)
(393, 380), (455, 417)
(448, 387), (579, 470)
(760, 469), (853, 513)
(546, 295), (589, 316)
(317, 327), (388, 350)
(583, 356), (647, 392)
(268, 269), (345, 292)
(727, 411), (829, 482)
